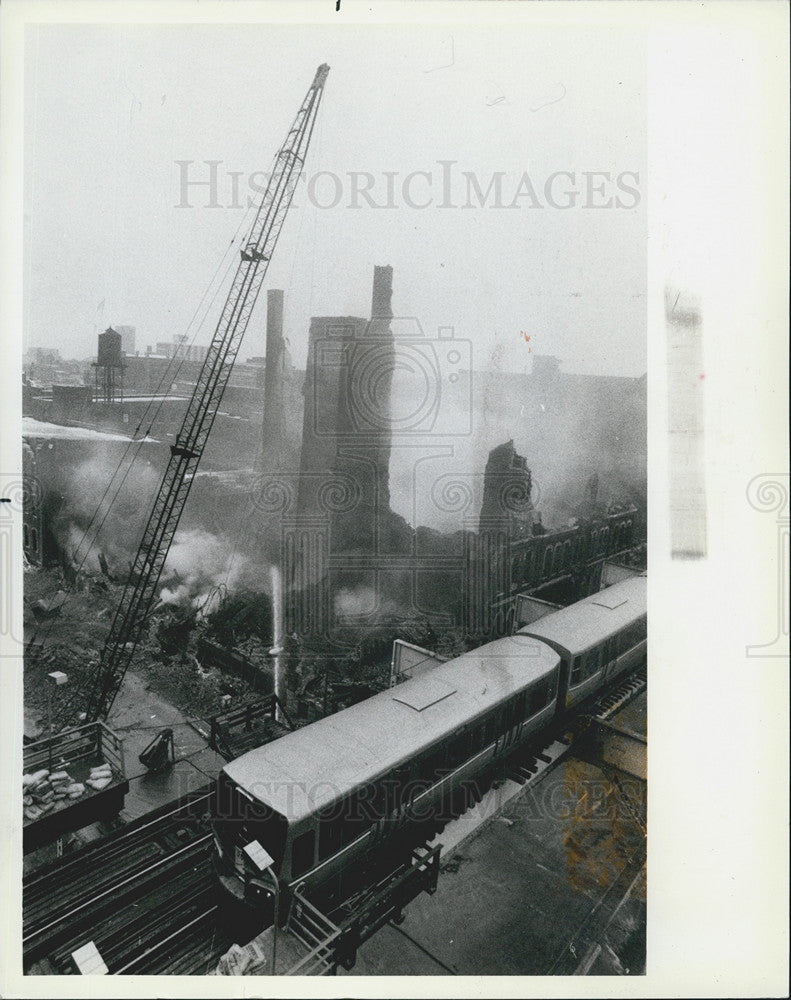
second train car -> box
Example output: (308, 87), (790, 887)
(211, 576), (646, 918)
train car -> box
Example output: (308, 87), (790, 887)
(212, 632), (560, 916)
(517, 576), (646, 713)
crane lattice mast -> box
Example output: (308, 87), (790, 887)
(83, 64), (330, 722)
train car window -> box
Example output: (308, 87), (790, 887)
(23, 524), (29, 549)
(215, 774), (288, 865)
(447, 731), (468, 769)
(571, 655), (582, 683)
(373, 765), (407, 819)
(337, 794), (368, 847)
(364, 779), (388, 822)
(318, 813), (340, 860)
(528, 680), (549, 716)
(392, 766), (411, 810)
(579, 649), (599, 683)
(355, 783), (380, 823)
(291, 829), (315, 876)
(422, 746), (444, 784)
(472, 711), (496, 751)
(483, 713), (494, 746)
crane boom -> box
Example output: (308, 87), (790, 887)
(83, 64), (330, 722)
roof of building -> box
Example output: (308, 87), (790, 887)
(22, 417), (157, 443)
(517, 577), (646, 657)
(223, 633), (560, 823)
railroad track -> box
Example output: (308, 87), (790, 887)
(24, 668), (648, 975)
(23, 786), (232, 974)
(586, 667), (647, 722)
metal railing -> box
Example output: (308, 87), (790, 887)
(284, 887), (341, 975)
(23, 721), (125, 778)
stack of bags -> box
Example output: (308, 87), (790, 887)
(23, 770), (54, 821)
(87, 763), (113, 790)
(23, 767), (88, 821)
(53, 770), (87, 801)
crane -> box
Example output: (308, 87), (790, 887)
(81, 64), (330, 722)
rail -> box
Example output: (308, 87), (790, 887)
(285, 888), (341, 975)
(209, 694), (293, 760)
(113, 904), (220, 974)
(24, 834), (212, 951)
(333, 844), (442, 971)
(24, 721), (125, 777)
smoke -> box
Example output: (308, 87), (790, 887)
(160, 527), (265, 608)
(334, 585), (402, 623)
(388, 364), (646, 532)
(51, 446), (162, 575)
(41, 440), (275, 602)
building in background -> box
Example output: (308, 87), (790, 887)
(115, 325), (136, 357)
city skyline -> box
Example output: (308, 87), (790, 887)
(24, 22), (646, 377)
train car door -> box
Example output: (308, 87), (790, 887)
(555, 657), (572, 717)
(495, 693), (525, 756)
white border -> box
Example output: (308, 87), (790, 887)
(1, 2), (788, 997)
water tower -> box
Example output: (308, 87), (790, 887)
(92, 327), (125, 403)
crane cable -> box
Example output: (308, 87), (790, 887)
(28, 176), (268, 657)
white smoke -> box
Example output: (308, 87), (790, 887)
(159, 528), (264, 608)
(53, 448), (161, 575)
(334, 586), (402, 622)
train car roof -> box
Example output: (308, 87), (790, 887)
(223, 634), (559, 823)
(517, 576), (646, 658)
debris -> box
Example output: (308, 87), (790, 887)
(31, 591), (69, 619)
(215, 939), (269, 976)
(97, 551), (112, 579)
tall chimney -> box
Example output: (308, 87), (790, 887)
(371, 264), (393, 324)
(261, 289), (286, 467)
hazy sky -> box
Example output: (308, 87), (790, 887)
(24, 22), (646, 376)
